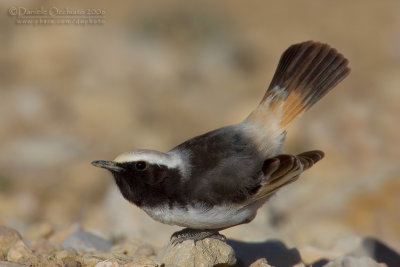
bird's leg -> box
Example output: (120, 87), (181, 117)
(170, 228), (226, 245)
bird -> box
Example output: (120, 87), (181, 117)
(92, 41), (350, 244)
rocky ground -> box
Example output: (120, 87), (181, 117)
(1, 224), (399, 266)
(1, 1), (400, 267)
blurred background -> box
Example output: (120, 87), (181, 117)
(0, 0), (399, 252)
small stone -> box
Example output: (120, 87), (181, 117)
(7, 240), (33, 263)
(323, 256), (385, 267)
(160, 238), (236, 267)
(249, 258), (272, 267)
(62, 231), (113, 252)
(0, 226), (23, 260)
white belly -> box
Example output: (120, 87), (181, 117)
(141, 199), (267, 229)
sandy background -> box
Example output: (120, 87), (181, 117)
(0, 0), (399, 253)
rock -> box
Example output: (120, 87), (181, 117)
(62, 231), (113, 252)
(0, 226), (23, 260)
(160, 238), (236, 267)
(7, 240), (34, 263)
(0, 261), (28, 267)
(249, 258), (272, 267)
(323, 256), (385, 267)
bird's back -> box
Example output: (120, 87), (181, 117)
(170, 124), (267, 206)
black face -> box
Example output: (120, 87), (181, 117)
(92, 160), (183, 207)
(115, 161), (168, 185)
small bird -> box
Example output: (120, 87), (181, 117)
(92, 41), (350, 243)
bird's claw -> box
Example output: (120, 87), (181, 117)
(170, 228), (226, 246)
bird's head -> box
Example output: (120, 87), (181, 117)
(91, 149), (185, 204)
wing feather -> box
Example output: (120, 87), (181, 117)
(253, 150), (324, 200)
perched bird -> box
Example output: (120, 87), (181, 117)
(92, 41), (350, 243)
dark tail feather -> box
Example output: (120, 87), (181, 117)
(262, 41), (350, 128)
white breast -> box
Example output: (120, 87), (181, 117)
(141, 199), (267, 229)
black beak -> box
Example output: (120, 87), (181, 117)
(91, 160), (124, 172)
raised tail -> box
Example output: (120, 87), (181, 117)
(248, 41), (350, 129)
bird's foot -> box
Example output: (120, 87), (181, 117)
(170, 228), (226, 245)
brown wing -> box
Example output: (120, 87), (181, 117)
(252, 150), (324, 200)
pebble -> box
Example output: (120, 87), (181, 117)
(0, 226), (23, 260)
(62, 231), (113, 253)
(160, 238), (236, 267)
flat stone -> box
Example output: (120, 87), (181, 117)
(160, 238), (236, 267)
(62, 231), (113, 252)
(0, 226), (23, 260)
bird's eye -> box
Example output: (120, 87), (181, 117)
(135, 161), (147, 171)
